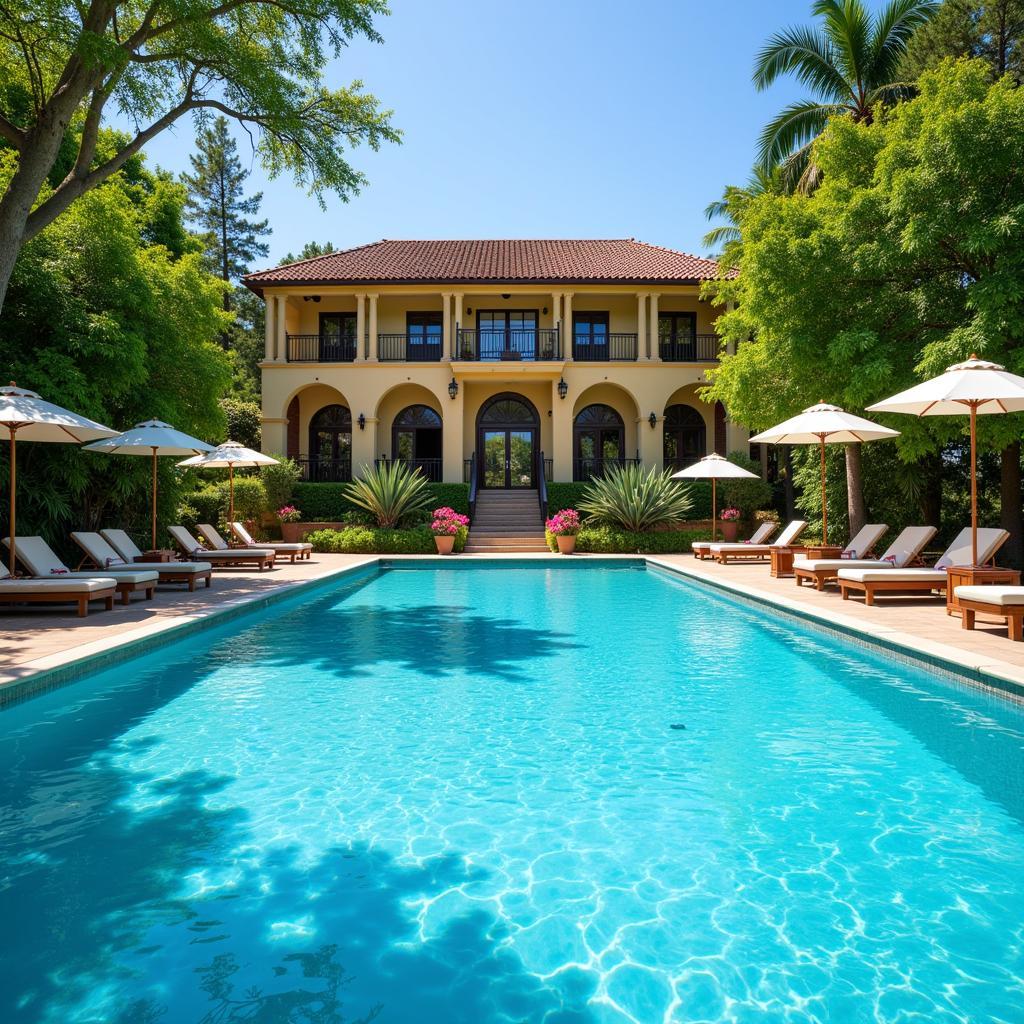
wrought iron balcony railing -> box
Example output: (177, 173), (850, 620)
(296, 457), (352, 482)
(573, 333), (639, 361)
(660, 334), (722, 363)
(285, 334), (357, 363)
(455, 327), (562, 362)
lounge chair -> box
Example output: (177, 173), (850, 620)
(955, 587), (1024, 641)
(230, 521), (312, 562)
(793, 524), (931, 591)
(72, 532), (213, 591)
(169, 526), (275, 571)
(692, 522), (775, 560)
(837, 527), (1009, 606)
(0, 561), (116, 617)
(195, 524), (280, 566)
(710, 520), (807, 564)
(3, 536), (158, 604)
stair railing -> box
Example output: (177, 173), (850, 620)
(537, 450), (548, 523)
(468, 451), (478, 519)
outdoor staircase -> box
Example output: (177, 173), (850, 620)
(465, 490), (550, 553)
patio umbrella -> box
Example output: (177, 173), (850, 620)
(672, 453), (759, 541)
(177, 441), (278, 527)
(0, 382), (118, 576)
(867, 354), (1024, 567)
(748, 403), (899, 545)
(84, 420), (214, 551)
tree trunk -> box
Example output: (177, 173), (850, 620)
(1000, 440), (1022, 569)
(783, 445), (795, 521)
(844, 443), (866, 539)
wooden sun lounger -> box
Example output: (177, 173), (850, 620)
(0, 564), (116, 617)
(792, 525), (934, 591)
(73, 532), (213, 591)
(169, 526), (276, 571)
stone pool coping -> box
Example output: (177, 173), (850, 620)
(3, 551), (1024, 707)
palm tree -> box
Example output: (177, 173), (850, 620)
(702, 165), (778, 253)
(754, 0), (938, 192)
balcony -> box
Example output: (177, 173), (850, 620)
(286, 334), (357, 363)
(455, 327), (562, 362)
(573, 334), (639, 361)
(660, 334), (722, 362)
(296, 457), (352, 482)
(378, 334), (443, 362)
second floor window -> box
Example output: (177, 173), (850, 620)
(659, 312), (696, 361)
(573, 313), (609, 358)
(406, 313), (443, 360)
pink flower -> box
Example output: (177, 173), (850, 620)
(431, 507), (469, 536)
(719, 507), (741, 522)
(546, 508), (580, 536)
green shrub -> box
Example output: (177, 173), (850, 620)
(429, 483), (471, 517)
(545, 482), (591, 517)
(546, 524), (708, 553)
(176, 500), (200, 531)
(718, 451), (774, 516)
(219, 397), (262, 449)
(578, 464), (693, 532)
(261, 456), (302, 511)
(305, 524), (468, 554)
(293, 482), (470, 523)
(180, 486), (223, 527)
(344, 461), (433, 527)
(223, 476), (267, 523)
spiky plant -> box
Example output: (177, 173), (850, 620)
(578, 464), (693, 533)
(343, 461), (433, 528)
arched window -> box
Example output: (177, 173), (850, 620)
(663, 404), (706, 472)
(392, 404), (443, 481)
(308, 404), (352, 481)
(479, 396), (538, 425)
(573, 404), (625, 481)
(476, 393), (540, 489)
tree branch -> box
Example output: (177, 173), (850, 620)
(0, 112), (25, 149)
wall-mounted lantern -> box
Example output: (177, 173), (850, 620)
(557, 378), (568, 400)
(358, 413), (366, 431)
(649, 412), (658, 429)
(448, 378), (459, 399)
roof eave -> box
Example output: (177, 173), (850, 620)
(242, 275), (720, 290)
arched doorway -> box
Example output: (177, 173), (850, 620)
(663, 404), (706, 473)
(392, 404), (443, 482)
(573, 404), (625, 481)
(477, 393), (540, 489)
(308, 404), (352, 481)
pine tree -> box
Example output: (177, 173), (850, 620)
(182, 116), (271, 315)
(281, 241), (335, 264)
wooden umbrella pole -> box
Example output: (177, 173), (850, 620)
(229, 463), (234, 528)
(8, 427), (16, 578)
(970, 402), (978, 567)
(151, 448), (158, 551)
(712, 476), (716, 542)
(819, 435), (828, 546)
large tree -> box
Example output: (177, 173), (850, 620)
(754, 0), (937, 191)
(182, 116), (269, 313)
(704, 60), (1024, 553)
(0, 0), (399, 312)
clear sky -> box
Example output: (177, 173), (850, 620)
(140, 0), (818, 268)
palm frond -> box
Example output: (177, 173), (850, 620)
(756, 99), (845, 173)
(343, 461), (432, 528)
(704, 198), (730, 221)
(702, 224), (742, 250)
(813, 0), (872, 101)
(867, 0), (939, 84)
(753, 25), (851, 100)
(778, 141), (817, 194)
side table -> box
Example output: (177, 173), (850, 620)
(800, 545), (844, 561)
(135, 549), (177, 563)
(946, 565), (1021, 616)
(770, 545), (806, 578)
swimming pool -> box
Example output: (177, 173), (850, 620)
(2, 562), (1023, 1023)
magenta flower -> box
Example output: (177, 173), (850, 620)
(545, 508), (580, 536)
(430, 506), (470, 536)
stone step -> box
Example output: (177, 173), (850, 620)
(471, 515), (543, 524)
(470, 528), (546, 536)
(465, 535), (548, 547)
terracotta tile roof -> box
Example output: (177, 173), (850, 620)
(243, 239), (727, 290)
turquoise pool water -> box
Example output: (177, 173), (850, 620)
(2, 563), (1024, 1023)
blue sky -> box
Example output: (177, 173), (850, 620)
(141, 0), (816, 267)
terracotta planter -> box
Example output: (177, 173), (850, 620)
(434, 534), (456, 555)
(281, 521), (342, 542)
(719, 521), (739, 542)
(556, 534), (577, 555)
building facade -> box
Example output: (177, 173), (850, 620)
(244, 239), (747, 488)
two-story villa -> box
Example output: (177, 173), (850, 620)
(243, 238), (748, 489)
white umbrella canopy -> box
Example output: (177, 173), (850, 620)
(177, 441), (279, 527)
(0, 382), (119, 576)
(85, 420), (214, 550)
(867, 354), (1024, 566)
(748, 403), (900, 545)
(673, 453), (759, 541)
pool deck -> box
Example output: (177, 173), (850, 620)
(3, 551), (1024, 702)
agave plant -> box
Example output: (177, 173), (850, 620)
(343, 461), (433, 528)
(579, 464), (693, 533)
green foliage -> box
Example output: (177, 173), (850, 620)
(261, 456), (302, 511)
(717, 451), (775, 514)
(545, 483), (591, 518)
(343, 462), (434, 528)
(182, 116), (270, 296)
(578, 464), (694, 533)
(226, 286), (266, 401)
(219, 397), (262, 449)
(0, 150), (229, 549)
(281, 241), (335, 264)
(291, 482), (470, 523)
(428, 484), (471, 517)
(223, 477), (267, 523)
(179, 488), (224, 531)
(546, 525), (708, 554)
(752, 0), (938, 190)
(305, 524), (468, 554)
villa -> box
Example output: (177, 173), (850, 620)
(244, 239), (750, 488)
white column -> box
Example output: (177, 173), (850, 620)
(562, 292), (573, 360)
(648, 293), (660, 363)
(354, 293), (366, 362)
(264, 295), (275, 361)
(452, 293), (464, 358)
(551, 291), (562, 352)
(441, 291), (452, 360)
(637, 293), (648, 361)
(442, 382), (464, 482)
(276, 295), (287, 363)
(367, 293), (378, 361)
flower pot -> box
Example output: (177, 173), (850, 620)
(434, 535), (456, 555)
(556, 535), (576, 555)
(280, 522), (305, 543)
(719, 521), (739, 542)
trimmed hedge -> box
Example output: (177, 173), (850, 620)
(293, 482), (470, 522)
(305, 524), (468, 554)
(545, 524), (709, 554)
(546, 480), (712, 521)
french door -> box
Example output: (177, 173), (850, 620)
(481, 429), (535, 488)
(477, 310), (539, 361)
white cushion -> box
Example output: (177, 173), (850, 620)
(838, 568), (947, 583)
(63, 570), (159, 584)
(954, 586), (1024, 607)
(131, 561), (213, 573)
(0, 578), (116, 593)
(793, 558), (889, 571)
